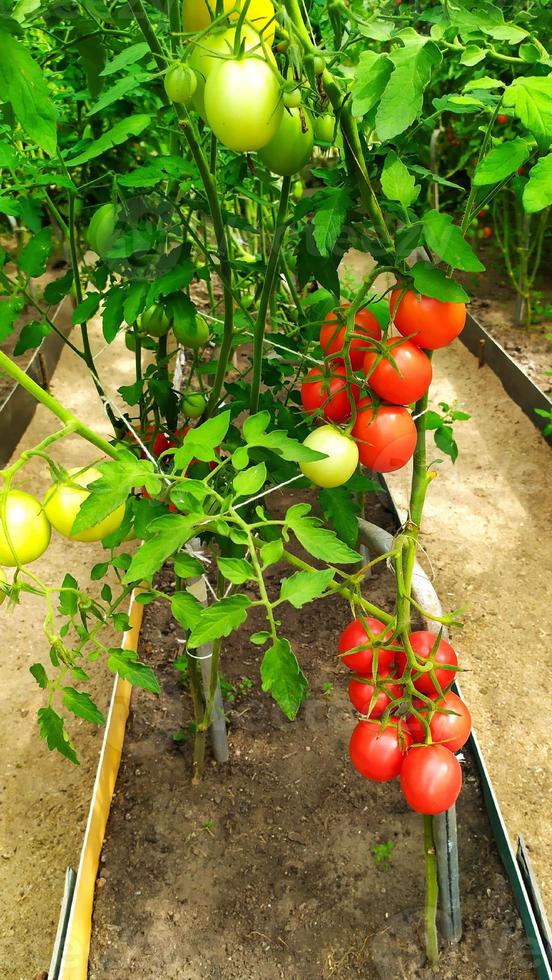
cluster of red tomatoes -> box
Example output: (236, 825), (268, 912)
(299, 287), (466, 489)
(339, 617), (471, 815)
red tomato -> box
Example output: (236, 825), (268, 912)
(363, 338), (432, 405)
(396, 631), (458, 698)
(478, 209), (488, 219)
(300, 360), (359, 423)
(351, 398), (417, 473)
(348, 668), (403, 718)
(339, 617), (396, 674)
(497, 113), (508, 125)
(390, 289), (466, 350)
(482, 226), (493, 239)
(349, 719), (412, 782)
(320, 304), (382, 369)
(406, 691), (471, 752)
(400, 745), (462, 814)
(517, 166), (525, 176)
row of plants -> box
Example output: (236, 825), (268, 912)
(0, 0), (551, 963)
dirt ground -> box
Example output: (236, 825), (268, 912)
(0, 314), (137, 980)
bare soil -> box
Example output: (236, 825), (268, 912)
(89, 493), (534, 980)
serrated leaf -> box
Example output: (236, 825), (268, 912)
(174, 411), (230, 470)
(260, 538), (284, 567)
(381, 151), (420, 207)
(146, 261), (195, 306)
(187, 595), (251, 648)
(260, 638), (308, 720)
(280, 568), (335, 609)
(30, 662), (48, 689)
(410, 261), (470, 303)
(312, 187), (352, 258)
(173, 553), (205, 578)
(502, 76), (552, 151)
(62, 687), (106, 725)
(0, 33), (57, 155)
(243, 411), (270, 441)
(18, 226), (52, 277)
(100, 42), (150, 77)
(44, 269), (73, 305)
(13, 320), (50, 355)
(287, 507), (361, 564)
(233, 462), (267, 498)
(88, 71), (150, 116)
(319, 486), (360, 548)
(37, 707), (79, 764)
(460, 45), (486, 67)
(376, 34), (441, 140)
(102, 286), (125, 342)
(171, 590), (203, 629)
(65, 114), (150, 166)
(423, 211), (484, 272)
(72, 292), (101, 325)
(217, 557), (255, 584)
(352, 50), (393, 118)
(107, 648), (160, 693)
(474, 138), (531, 186)
(124, 520), (197, 582)
(522, 154), (552, 213)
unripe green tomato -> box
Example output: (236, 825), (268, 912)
(313, 54), (325, 75)
(292, 179), (304, 201)
(173, 314), (210, 349)
(283, 86), (302, 109)
(300, 425), (359, 488)
(164, 63), (198, 104)
(125, 330), (157, 352)
(137, 305), (172, 338)
(182, 392), (207, 419)
(314, 113), (335, 145)
(86, 203), (118, 258)
(259, 106), (314, 177)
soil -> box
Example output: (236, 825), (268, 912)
(89, 493), (534, 980)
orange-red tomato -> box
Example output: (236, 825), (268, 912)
(348, 668), (402, 718)
(406, 691), (471, 753)
(390, 289), (466, 350)
(339, 617), (396, 673)
(396, 631), (458, 699)
(300, 360), (359, 423)
(400, 745), (462, 814)
(363, 338), (432, 405)
(349, 719), (412, 782)
(351, 398), (417, 472)
(320, 304), (381, 369)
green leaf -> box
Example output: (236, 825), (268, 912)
(410, 261), (470, 303)
(37, 706), (79, 764)
(233, 462), (267, 498)
(460, 45), (486, 67)
(280, 568), (335, 609)
(88, 72), (151, 116)
(423, 211), (484, 272)
(44, 269), (73, 305)
(18, 226), (52, 277)
(474, 138), (531, 186)
(260, 538), (284, 567)
(100, 42), (150, 76)
(434, 425), (458, 463)
(13, 320), (51, 355)
(261, 638), (308, 720)
(171, 590), (203, 630)
(351, 50), (393, 118)
(0, 196), (21, 217)
(174, 411), (230, 470)
(187, 594), (251, 648)
(287, 506), (361, 564)
(313, 187), (352, 259)
(147, 261), (195, 306)
(432, 94), (486, 114)
(376, 34), (441, 140)
(58, 573), (78, 615)
(463, 76), (505, 92)
(124, 521), (196, 583)
(0, 296), (24, 341)
(30, 662), (48, 689)
(72, 292), (101, 325)
(381, 151), (420, 207)
(296, 224), (340, 296)
(217, 557), (255, 584)
(65, 114), (151, 166)
(107, 648), (160, 693)
(0, 32), (57, 155)
(522, 154), (552, 213)
(243, 411), (270, 441)
(319, 486), (360, 549)
(250, 630), (271, 646)
(502, 76), (552, 151)
(62, 687), (106, 725)
(173, 553), (205, 578)
(102, 286), (125, 343)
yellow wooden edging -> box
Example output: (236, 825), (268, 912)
(59, 590), (144, 979)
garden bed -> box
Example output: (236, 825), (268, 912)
(89, 491), (534, 980)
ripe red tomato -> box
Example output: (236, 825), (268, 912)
(482, 226), (493, 239)
(400, 745), (462, 814)
(300, 360), (359, 423)
(351, 398), (417, 473)
(497, 113), (508, 125)
(348, 668), (402, 718)
(406, 691), (471, 753)
(339, 617), (396, 674)
(396, 631), (458, 698)
(349, 719), (412, 782)
(320, 305), (381, 369)
(390, 289), (466, 350)
(363, 338), (432, 406)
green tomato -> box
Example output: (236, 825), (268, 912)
(189, 26), (273, 118)
(164, 63), (198, 104)
(283, 85), (302, 109)
(292, 179), (304, 201)
(300, 425), (359, 488)
(182, 392), (207, 419)
(86, 203), (118, 258)
(314, 113), (335, 145)
(173, 314), (210, 350)
(259, 106), (314, 176)
(137, 305), (172, 338)
(313, 54), (325, 75)
(0, 490), (51, 566)
(44, 467), (126, 543)
(204, 57), (284, 152)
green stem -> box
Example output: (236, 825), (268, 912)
(424, 815), (439, 964)
(250, 176), (291, 413)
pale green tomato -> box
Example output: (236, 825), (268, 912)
(44, 467), (125, 543)
(0, 490), (51, 566)
(314, 113), (335, 145)
(300, 425), (359, 488)
(182, 392), (207, 419)
(204, 56), (283, 152)
(86, 203), (118, 259)
(259, 106), (314, 176)
(137, 305), (172, 338)
(164, 63), (198, 104)
(173, 314), (210, 350)
(188, 26), (274, 118)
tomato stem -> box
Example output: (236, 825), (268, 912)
(424, 815), (439, 964)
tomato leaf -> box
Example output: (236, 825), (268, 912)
(260, 538), (283, 567)
(381, 151), (420, 208)
(72, 292), (101, 325)
(351, 50), (393, 118)
(171, 590), (203, 630)
(37, 706), (79, 764)
(286, 505), (361, 564)
(65, 114), (151, 166)
(100, 42), (150, 77)
(124, 519), (198, 583)
(376, 34), (442, 140)
(312, 187), (352, 258)
(280, 568), (335, 609)
(0, 32), (57, 155)
(187, 595), (251, 648)
(174, 411), (230, 471)
(30, 663), (48, 689)
(13, 320), (51, 355)
(410, 262), (470, 303)
(0, 296), (24, 341)
(44, 269), (74, 305)
(58, 573), (78, 615)
(423, 211), (484, 272)
(474, 138), (531, 186)
(87, 71), (151, 117)
(233, 462), (267, 498)
(502, 76), (552, 150)
(217, 557), (255, 584)
(173, 553), (205, 578)
(319, 486), (360, 549)
(62, 687), (106, 725)
(107, 648), (160, 693)
(260, 638), (308, 720)
(102, 285), (125, 342)
(146, 260), (195, 306)
(522, 153), (552, 213)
